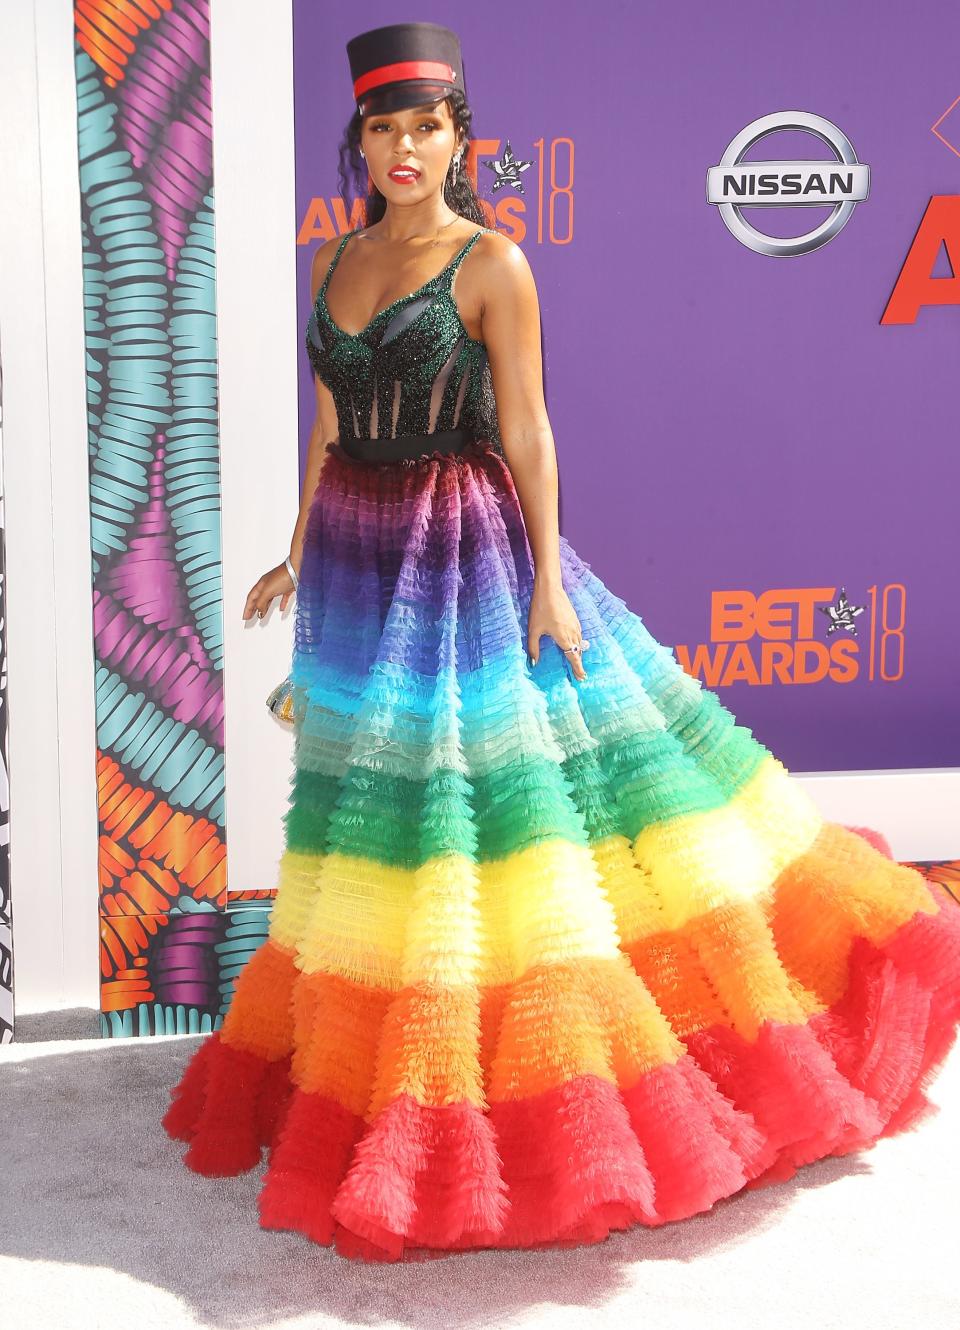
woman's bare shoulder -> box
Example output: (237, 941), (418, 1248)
(472, 227), (534, 290)
(470, 227), (537, 323)
(474, 226), (527, 263)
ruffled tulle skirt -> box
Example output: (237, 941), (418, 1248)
(163, 437), (960, 1262)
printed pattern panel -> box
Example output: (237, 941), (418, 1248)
(75, 2), (275, 1038)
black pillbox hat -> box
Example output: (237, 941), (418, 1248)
(346, 22), (465, 115)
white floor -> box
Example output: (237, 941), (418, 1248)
(2, 1010), (959, 1330)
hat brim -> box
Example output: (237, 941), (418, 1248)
(358, 81), (454, 116)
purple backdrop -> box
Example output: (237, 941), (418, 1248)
(292, 0), (960, 772)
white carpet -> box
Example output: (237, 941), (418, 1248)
(2, 1010), (958, 1330)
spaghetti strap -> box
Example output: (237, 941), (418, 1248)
(320, 230), (357, 295)
(441, 228), (485, 286)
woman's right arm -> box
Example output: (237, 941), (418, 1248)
(287, 238), (342, 579)
(241, 237), (343, 623)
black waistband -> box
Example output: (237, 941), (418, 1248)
(338, 428), (473, 462)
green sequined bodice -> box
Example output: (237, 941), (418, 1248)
(306, 227), (502, 449)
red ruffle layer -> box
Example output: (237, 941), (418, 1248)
(162, 883), (960, 1262)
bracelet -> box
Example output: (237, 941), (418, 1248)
(284, 555), (300, 590)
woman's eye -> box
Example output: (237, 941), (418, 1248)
(369, 122), (438, 132)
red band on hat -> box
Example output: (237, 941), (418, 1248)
(354, 60), (455, 99)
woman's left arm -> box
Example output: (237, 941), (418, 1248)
(480, 233), (587, 678)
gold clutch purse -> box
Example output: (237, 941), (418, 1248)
(265, 557), (300, 728)
(265, 675), (296, 728)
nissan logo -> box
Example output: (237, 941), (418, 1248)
(706, 110), (870, 257)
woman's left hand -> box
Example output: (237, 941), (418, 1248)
(527, 577), (589, 680)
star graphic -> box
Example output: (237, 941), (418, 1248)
(482, 140), (533, 194)
(818, 586), (866, 636)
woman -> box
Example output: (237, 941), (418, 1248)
(163, 22), (960, 1264)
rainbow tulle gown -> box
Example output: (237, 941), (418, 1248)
(163, 225), (960, 1262)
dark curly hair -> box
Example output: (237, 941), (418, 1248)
(336, 89), (486, 228)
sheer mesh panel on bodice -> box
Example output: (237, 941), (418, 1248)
(305, 227), (502, 450)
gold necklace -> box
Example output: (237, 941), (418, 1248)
(376, 213), (460, 251)
(426, 214), (461, 250)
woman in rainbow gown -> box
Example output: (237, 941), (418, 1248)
(162, 21), (960, 1263)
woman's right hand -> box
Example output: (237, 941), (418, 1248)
(243, 560), (298, 622)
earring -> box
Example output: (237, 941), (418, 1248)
(451, 151), (462, 185)
(359, 149), (365, 159)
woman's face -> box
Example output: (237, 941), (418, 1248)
(360, 98), (461, 203)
